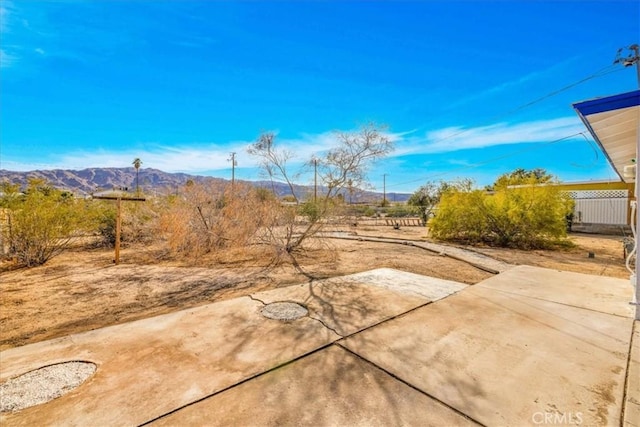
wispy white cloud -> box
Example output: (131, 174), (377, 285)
(3, 118), (585, 175)
(0, 1), (12, 33)
(396, 117), (585, 155)
(0, 2), (17, 68)
(0, 49), (16, 68)
(2, 132), (337, 173)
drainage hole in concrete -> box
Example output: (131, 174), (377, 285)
(261, 301), (308, 321)
(0, 361), (97, 412)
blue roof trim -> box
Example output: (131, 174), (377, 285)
(572, 90), (640, 116)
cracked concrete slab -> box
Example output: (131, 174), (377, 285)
(0, 269), (434, 426)
(342, 284), (633, 426)
(1, 266), (636, 426)
(476, 265), (635, 318)
(150, 345), (478, 427)
(0, 296), (339, 426)
(251, 276), (431, 337)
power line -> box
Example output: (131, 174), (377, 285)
(385, 62), (625, 190)
(417, 64), (620, 152)
(388, 132), (587, 188)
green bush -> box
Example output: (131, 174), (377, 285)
(300, 200), (322, 222)
(95, 204), (117, 246)
(430, 179), (573, 249)
(1, 181), (99, 266)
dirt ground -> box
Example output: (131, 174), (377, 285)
(0, 227), (633, 351)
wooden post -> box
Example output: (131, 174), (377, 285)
(115, 197), (122, 265)
(92, 192), (144, 266)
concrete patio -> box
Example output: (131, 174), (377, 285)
(0, 266), (638, 426)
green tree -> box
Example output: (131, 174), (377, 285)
(407, 183), (440, 224)
(1, 180), (98, 266)
(491, 168), (553, 190)
(430, 174), (573, 249)
(408, 179), (473, 224)
(132, 158), (143, 194)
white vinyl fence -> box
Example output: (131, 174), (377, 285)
(568, 190), (628, 225)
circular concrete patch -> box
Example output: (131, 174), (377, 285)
(0, 361), (97, 412)
(261, 301), (308, 321)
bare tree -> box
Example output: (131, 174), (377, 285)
(248, 123), (394, 260)
(318, 123), (393, 199)
(247, 132), (299, 203)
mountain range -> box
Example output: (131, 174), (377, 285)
(0, 168), (411, 202)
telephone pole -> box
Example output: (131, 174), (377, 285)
(314, 158), (318, 203)
(228, 152), (237, 187)
(382, 173), (388, 206)
(614, 44), (640, 87)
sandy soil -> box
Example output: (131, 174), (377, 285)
(0, 227), (632, 351)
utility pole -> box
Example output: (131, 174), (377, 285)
(228, 152), (237, 187)
(383, 174), (388, 206)
(314, 158), (318, 203)
(614, 44), (640, 87)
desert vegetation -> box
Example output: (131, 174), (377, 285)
(429, 169), (574, 249)
(0, 124), (396, 269)
(247, 122), (393, 257)
(0, 165), (629, 351)
(0, 161), (579, 269)
(0, 179), (101, 267)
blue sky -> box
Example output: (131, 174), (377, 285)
(1, 1), (639, 193)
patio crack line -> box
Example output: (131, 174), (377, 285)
(138, 343), (335, 427)
(307, 315), (343, 337)
(335, 343), (486, 427)
(333, 300), (435, 343)
(620, 319), (637, 424)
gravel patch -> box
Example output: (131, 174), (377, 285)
(261, 302), (308, 321)
(0, 361), (96, 412)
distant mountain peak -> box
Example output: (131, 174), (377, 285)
(0, 167), (411, 201)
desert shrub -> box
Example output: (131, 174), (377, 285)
(430, 178), (573, 249)
(343, 205), (377, 218)
(361, 206), (377, 217)
(94, 202), (117, 246)
(299, 200), (322, 222)
(0, 180), (99, 266)
(92, 199), (161, 247)
(159, 181), (277, 259)
(121, 200), (162, 244)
